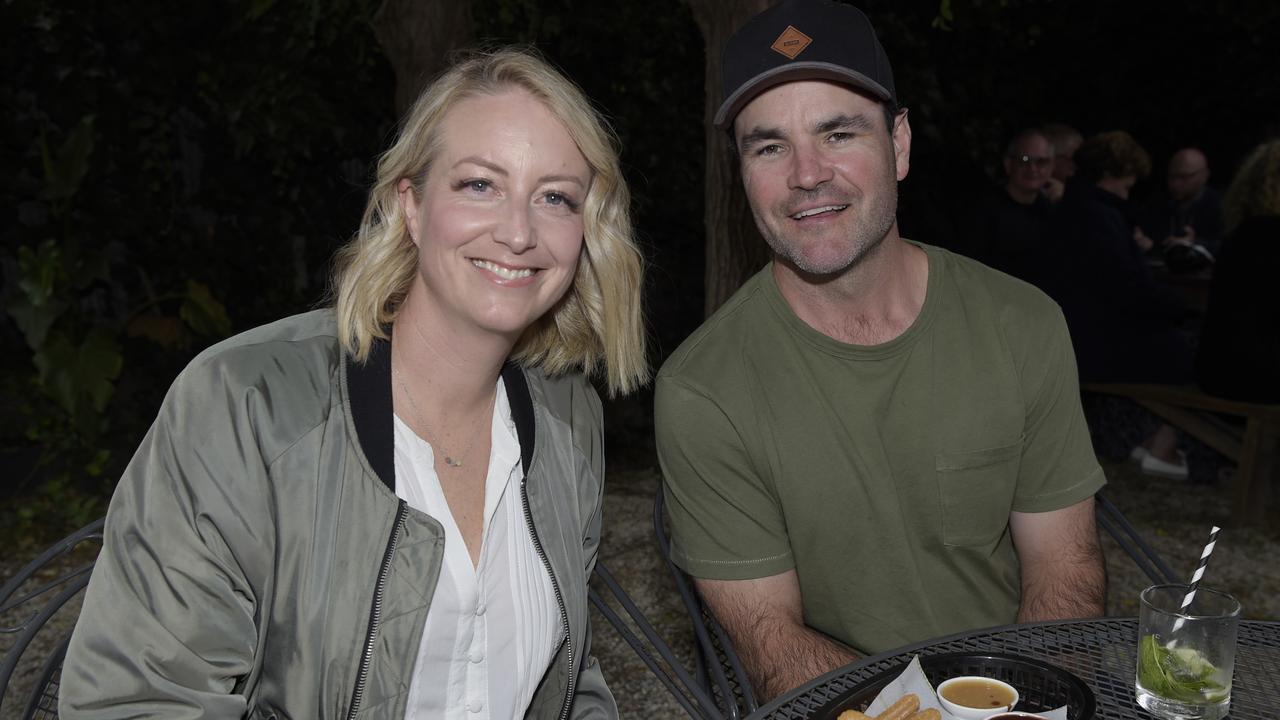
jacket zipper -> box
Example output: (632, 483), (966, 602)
(347, 500), (408, 720)
(522, 475), (575, 720)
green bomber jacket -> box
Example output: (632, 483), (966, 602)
(60, 309), (617, 719)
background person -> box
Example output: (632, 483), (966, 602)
(1141, 147), (1225, 262)
(1196, 139), (1280, 403)
(1042, 122), (1084, 183)
(656, 0), (1106, 703)
(970, 128), (1066, 293)
(59, 48), (647, 719)
(1004, 128), (1065, 204)
(1057, 131), (1194, 479)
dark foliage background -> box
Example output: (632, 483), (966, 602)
(3, 0), (1277, 544)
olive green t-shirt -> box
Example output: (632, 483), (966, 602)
(655, 243), (1105, 655)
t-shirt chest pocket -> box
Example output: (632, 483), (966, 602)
(935, 440), (1022, 547)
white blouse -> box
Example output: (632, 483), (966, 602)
(393, 379), (562, 720)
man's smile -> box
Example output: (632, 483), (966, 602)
(789, 204), (849, 220)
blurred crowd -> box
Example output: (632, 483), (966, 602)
(959, 128), (1280, 481)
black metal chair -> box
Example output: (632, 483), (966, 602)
(588, 561), (726, 719)
(1095, 490), (1179, 585)
(0, 517), (105, 720)
(652, 490), (758, 719)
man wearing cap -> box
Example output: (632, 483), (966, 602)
(655, 0), (1107, 701)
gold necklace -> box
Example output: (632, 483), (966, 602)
(392, 364), (490, 468)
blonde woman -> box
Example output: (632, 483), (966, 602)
(61, 48), (646, 719)
(1196, 140), (1280, 402)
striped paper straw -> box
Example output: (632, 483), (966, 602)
(1172, 525), (1221, 632)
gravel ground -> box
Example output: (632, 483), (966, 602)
(2, 458), (1275, 719)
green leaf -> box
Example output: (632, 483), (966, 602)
(180, 280), (232, 337)
(33, 332), (78, 415)
(79, 329), (124, 412)
(42, 115), (96, 201)
(16, 241), (60, 302)
(246, 0), (277, 21)
(127, 313), (186, 349)
(85, 449), (111, 477)
(6, 241), (68, 349)
(933, 0), (954, 31)
(5, 293), (68, 352)
(33, 328), (123, 418)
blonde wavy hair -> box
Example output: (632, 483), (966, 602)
(1224, 140), (1280, 232)
(330, 47), (648, 396)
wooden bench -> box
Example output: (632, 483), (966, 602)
(1082, 383), (1280, 526)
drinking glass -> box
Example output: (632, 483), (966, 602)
(1135, 584), (1240, 720)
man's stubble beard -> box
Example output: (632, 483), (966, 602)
(757, 178), (899, 278)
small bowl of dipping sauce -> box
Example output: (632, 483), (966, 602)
(936, 676), (1019, 719)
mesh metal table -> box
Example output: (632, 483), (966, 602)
(751, 618), (1280, 719)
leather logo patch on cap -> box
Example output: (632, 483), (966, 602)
(771, 25), (812, 59)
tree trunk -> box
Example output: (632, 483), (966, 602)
(373, 0), (474, 115)
(685, 0), (776, 316)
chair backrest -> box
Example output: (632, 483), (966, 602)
(1094, 491), (1178, 585)
(589, 561), (725, 719)
(0, 517), (105, 720)
(652, 490), (758, 719)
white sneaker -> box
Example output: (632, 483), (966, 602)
(1129, 446), (1149, 463)
(1141, 450), (1189, 481)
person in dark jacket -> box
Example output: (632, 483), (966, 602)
(970, 129), (1066, 296)
(1057, 131), (1194, 479)
(1196, 139), (1280, 403)
(1136, 147), (1223, 274)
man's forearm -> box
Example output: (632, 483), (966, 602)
(734, 618), (858, 703)
(1017, 539), (1107, 622)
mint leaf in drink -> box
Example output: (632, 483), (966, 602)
(1138, 634), (1226, 703)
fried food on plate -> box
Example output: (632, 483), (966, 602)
(875, 693), (920, 720)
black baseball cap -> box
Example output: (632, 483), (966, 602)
(715, 0), (896, 130)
